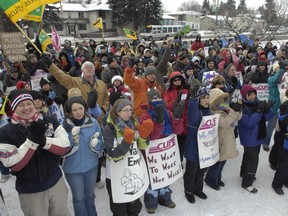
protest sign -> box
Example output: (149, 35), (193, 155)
(252, 83), (269, 102)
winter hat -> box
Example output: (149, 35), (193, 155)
(147, 88), (162, 104)
(107, 56), (116, 65)
(179, 53), (188, 61)
(169, 71), (184, 82)
(8, 89), (33, 111)
(192, 56), (200, 63)
(144, 66), (157, 77)
(257, 60), (267, 67)
(197, 87), (209, 98)
(143, 48), (151, 55)
(67, 88), (82, 99)
(39, 78), (50, 88)
(30, 90), (42, 100)
(209, 88), (230, 110)
(144, 58), (154, 67)
(65, 96), (87, 114)
(206, 57), (215, 64)
(111, 75), (123, 84)
(15, 81), (28, 90)
(236, 46), (243, 52)
(240, 84), (257, 101)
(116, 99), (131, 113)
(109, 92), (124, 106)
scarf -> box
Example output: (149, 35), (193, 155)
(12, 110), (40, 126)
(115, 117), (135, 132)
(216, 102), (230, 112)
(147, 100), (173, 137)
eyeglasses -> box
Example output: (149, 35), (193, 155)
(173, 78), (182, 82)
(120, 109), (133, 113)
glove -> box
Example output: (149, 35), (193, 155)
(231, 76), (238, 88)
(71, 126), (81, 144)
(41, 54), (53, 68)
(155, 103), (165, 124)
(123, 127), (135, 144)
(188, 77), (201, 99)
(27, 120), (48, 147)
(176, 90), (183, 103)
(173, 100), (185, 119)
(87, 89), (98, 109)
(257, 101), (267, 113)
(48, 91), (57, 100)
(136, 119), (153, 139)
(229, 102), (242, 112)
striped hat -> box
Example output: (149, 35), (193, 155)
(8, 89), (33, 111)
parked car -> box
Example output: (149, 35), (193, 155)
(216, 31), (233, 38)
(139, 30), (168, 41)
(275, 27), (288, 35)
(185, 31), (201, 38)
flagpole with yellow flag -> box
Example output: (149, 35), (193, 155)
(93, 17), (104, 41)
(123, 28), (137, 40)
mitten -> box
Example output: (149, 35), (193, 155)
(27, 120), (48, 147)
(136, 119), (153, 138)
(90, 132), (99, 148)
(173, 100), (185, 119)
(231, 76), (238, 88)
(87, 89), (98, 109)
(48, 91), (57, 100)
(229, 102), (242, 112)
(89, 132), (104, 156)
(188, 77), (201, 99)
(257, 101), (267, 113)
(123, 127), (135, 144)
(71, 126), (81, 144)
(41, 54), (53, 68)
(155, 104), (165, 123)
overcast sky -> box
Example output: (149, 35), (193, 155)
(162, 0), (266, 12)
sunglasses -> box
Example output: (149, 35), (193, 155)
(173, 78), (182, 82)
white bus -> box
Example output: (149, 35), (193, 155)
(146, 25), (184, 34)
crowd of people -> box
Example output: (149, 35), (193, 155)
(0, 34), (288, 216)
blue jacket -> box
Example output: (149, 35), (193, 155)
(238, 100), (274, 147)
(62, 116), (103, 173)
(184, 98), (212, 162)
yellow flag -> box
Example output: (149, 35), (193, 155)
(93, 17), (103, 29)
(123, 28), (137, 40)
(38, 29), (53, 52)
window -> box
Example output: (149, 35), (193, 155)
(68, 12), (71, 18)
(78, 23), (87, 30)
(78, 12), (84, 18)
(98, 10), (106, 19)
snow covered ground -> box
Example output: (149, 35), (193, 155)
(2, 139), (288, 216)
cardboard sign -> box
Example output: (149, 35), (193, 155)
(252, 83), (269, 102)
(30, 70), (48, 91)
(145, 134), (183, 190)
(197, 114), (220, 169)
(0, 32), (27, 62)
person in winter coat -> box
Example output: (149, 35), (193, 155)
(108, 75), (130, 96)
(238, 84), (274, 193)
(183, 79), (212, 204)
(243, 61), (269, 84)
(218, 49), (241, 74)
(164, 71), (188, 162)
(0, 89), (71, 216)
(204, 88), (242, 190)
(172, 53), (190, 73)
(62, 95), (104, 216)
(101, 56), (124, 88)
(140, 89), (184, 214)
(102, 98), (153, 216)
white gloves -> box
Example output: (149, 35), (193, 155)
(71, 126), (81, 144)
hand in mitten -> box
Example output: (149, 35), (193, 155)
(155, 104), (165, 124)
(90, 132), (99, 148)
(173, 100), (185, 119)
(87, 89), (98, 109)
(176, 90), (183, 103)
(48, 91), (57, 100)
(257, 101), (267, 113)
(41, 54), (53, 68)
(27, 120), (48, 147)
(188, 77), (201, 99)
(71, 126), (81, 144)
(231, 76), (238, 88)
(136, 119), (153, 138)
(123, 127), (135, 144)
(229, 101), (242, 112)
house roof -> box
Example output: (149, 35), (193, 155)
(54, 2), (111, 11)
(162, 14), (176, 20)
(165, 11), (202, 16)
(201, 15), (231, 21)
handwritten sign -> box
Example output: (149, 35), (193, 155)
(197, 114), (220, 169)
(252, 83), (269, 102)
(0, 32), (27, 62)
(30, 70), (48, 91)
(145, 134), (182, 190)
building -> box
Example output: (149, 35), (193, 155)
(164, 11), (202, 30)
(200, 15), (230, 31)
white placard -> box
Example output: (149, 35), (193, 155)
(48, 103), (65, 125)
(30, 69), (48, 91)
(197, 114), (220, 169)
(252, 83), (269, 102)
(277, 71), (288, 96)
(145, 134), (183, 190)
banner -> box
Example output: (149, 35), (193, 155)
(0, 32), (27, 62)
(30, 69), (47, 91)
(202, 71), (218, 90)
(197, 114), (220, 169)
(277, 71), (288, 97)
(51, 26), (61, 50)
(93, 17), (103, 29)
(145, 134), (183, 190)
(38, 29), (53, 52)
(48, 103), (65, 125)
(110, 140), (149, 203)
(22, 5), (45, 22)
(252, 83), (269, 102)
(123, 28), (137, 40)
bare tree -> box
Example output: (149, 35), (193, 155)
(178, 0), (202, 12)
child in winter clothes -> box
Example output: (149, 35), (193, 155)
(108, 75), (130, 96)
(204, 88), (242, 190)
(62, 95), (104, 216)
(183, 78), (212, 204)
(238, 84), (274, 193)
(140, 88), (185, 214)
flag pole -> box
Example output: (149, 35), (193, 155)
(14, 22), (42, 54)
(101, 27), (104, 41)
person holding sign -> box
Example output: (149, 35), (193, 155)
(183, 78), (212, 204)
(238, 84), (273, 193)
(102, 98), (153, 216)
(204, 88), (242, 191)
(140, 88), (185, 214)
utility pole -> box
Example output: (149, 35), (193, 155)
(215, 0), (219, 30)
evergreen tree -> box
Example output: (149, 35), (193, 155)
(202, 0), (210, 15)
(237, 0), (248, 14)
(226, 0), (236, 17)
(218, 1), (226, 16)
(261, 0), (278, 24)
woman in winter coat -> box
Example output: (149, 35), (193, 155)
(164, 71), (188, 162)
(204, 88), (242, 190)
(238, 84), (273, 193)
(243, 61), (269, 84)
(62, 95), (104, 216)
(140, 88), (184, 214)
